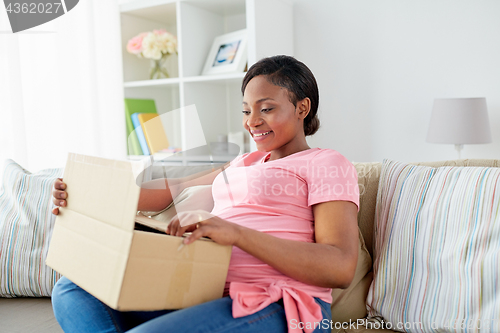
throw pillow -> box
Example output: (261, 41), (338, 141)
(0, 159), (63, 297)
(366, 159), (500, 332)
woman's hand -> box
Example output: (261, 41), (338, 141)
(166, 210), (242, 246)
(166, 216), (197, 237)
(184, 216), (242, 246)
(51, 178), (67, 215)
(166, 210), (214, 236)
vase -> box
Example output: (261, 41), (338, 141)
(149, 54), (170, 79)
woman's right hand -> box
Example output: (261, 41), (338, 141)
(166, 217), (197, 237)
(166, 210), (215, 237)
(52, 178), (67, 215)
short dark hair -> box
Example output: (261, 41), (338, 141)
(241, 55), (320, 136)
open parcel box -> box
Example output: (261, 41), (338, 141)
(46, 153), (232, 311)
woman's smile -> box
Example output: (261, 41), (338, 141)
(251, 130), (273, 140)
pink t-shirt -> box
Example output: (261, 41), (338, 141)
(210, 148), (359, 332)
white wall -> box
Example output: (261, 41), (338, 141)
(0, 0), (126, 181)
(294, 0), (500, 162)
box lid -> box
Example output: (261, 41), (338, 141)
(61, 153), (143, 232)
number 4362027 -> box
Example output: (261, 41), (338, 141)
(6, 2), (62, 14)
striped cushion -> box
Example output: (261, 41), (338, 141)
(366, 159), (500, 332)
(0, 159), (63, 297)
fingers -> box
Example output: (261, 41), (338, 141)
(52, 178), (67, 208)
(166, 216), (199, 237)
(52, 192), (67, 207)
(172, 217), (180, 236)
(166, 216), (180, 236)
(176, 210), (213, 228)
(175, 224), (193, 237)
(183, 227), (205, 245)
(54, 178), (66, 190)
(51, 207), (59, 215)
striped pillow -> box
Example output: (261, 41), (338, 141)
(366, 159), (500, 332)
(0, 159), (63, 297)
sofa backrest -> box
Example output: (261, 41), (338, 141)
(353, 158), (500, 259)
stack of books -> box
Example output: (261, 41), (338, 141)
(124, 99), (177, 155)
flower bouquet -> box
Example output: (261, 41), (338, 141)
(127, 29), (178, 79)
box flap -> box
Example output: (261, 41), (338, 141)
(61, 153), (142, 232)
(46, 208), (133, 308)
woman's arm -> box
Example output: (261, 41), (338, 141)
(183, 200), (359, 289)
(236, 200), (359, 289)
(137, 161), (230, 212)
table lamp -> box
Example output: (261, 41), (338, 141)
(426, 97), (491, 159)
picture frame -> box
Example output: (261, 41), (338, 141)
(202, 29), (248, 76)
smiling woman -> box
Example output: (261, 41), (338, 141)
(50, 55), (360, 333)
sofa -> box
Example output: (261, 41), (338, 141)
(1, 158), (498, 333)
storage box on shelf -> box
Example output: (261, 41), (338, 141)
(119, 0), (293, 163)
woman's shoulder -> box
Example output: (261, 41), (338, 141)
(309, 148), (353, 165)
(307, 148), (357, 178)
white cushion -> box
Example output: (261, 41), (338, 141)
(0, 160), (63, 297)
(366, 159), (500, 332)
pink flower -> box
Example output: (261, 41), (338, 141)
(126, 32), (148, 55)
(153, 29), (167, 35)
(127, 30), (178, 59)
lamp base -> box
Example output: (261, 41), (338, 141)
(455, 144), (464, 159)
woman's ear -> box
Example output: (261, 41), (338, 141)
(296, 97), (311, 119)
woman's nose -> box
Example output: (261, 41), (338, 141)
(246, 112), (263, 127)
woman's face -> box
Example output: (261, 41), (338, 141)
(242, 75), (309, 153)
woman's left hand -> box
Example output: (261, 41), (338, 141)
(169, 210), (243, 246)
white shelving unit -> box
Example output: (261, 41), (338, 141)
(119, 0), (293, 164)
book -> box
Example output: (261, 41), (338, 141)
(124, 99), (158, 155)
(131, 113), (151, 155)
(137, 113), (170, 154)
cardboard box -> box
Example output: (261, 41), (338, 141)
(46, 153), (232, 311)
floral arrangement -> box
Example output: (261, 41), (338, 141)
(127, 29), (178, 60)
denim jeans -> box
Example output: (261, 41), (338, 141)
(52, 276), (332, 333)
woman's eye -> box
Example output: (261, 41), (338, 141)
(242, 108), (272, 115)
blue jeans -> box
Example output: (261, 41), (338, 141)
(52, 276), (332, 333)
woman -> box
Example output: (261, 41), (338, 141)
(51, 55), (360, 333)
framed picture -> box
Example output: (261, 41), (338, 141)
(202, 29), (248, 75)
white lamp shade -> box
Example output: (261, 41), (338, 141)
(426, 97), (492, 144)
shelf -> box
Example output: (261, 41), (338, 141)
(185, 0), (245, 16)
(123, 72), (245, 88)
(124, 78), (181, 88)
(120, 0), (177, 23)
(183, 72), (246, 84)
(120, 0), (246, 17)
(119, 0), (293, 154)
